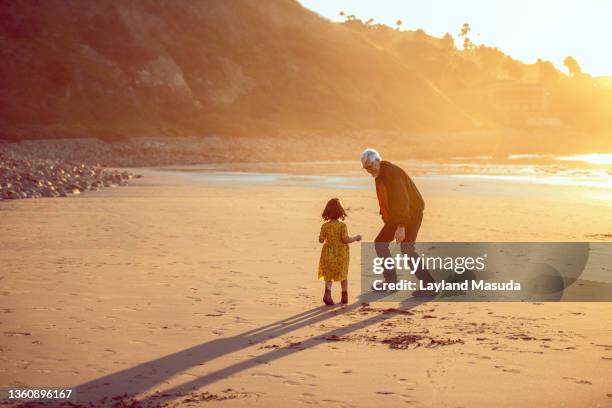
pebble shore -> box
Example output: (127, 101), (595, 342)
(0, 150), (134, 200)
(0, 135), (358, 201)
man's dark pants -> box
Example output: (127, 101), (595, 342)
(374, 211), (435, 284)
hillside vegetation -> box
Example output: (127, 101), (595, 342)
(1, 0), (610, 151)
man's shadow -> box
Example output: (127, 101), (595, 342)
(73, 290), (431, 405)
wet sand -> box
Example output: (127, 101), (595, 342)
(1, 164), (611, 407)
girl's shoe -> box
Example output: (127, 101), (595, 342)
(323, 288), (334, 305)
(341, 291), (348, 304)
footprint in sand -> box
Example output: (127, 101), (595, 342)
(594, 344), (612, 351)
(283, 379), (316, 387)
(3, 331), (31, 337)
(298, 396), (318, 405)
(129, 339), (154, 346)
(397, 379), (416, 390)
(494, 365), (520, 374)
(467, 352), (491, 360)
(562, 376), (592, 385)
(294, 372), (318, 383)
(321, 399), (355, 408)
(251, 372), (286, 380)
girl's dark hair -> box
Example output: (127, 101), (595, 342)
(322, 198), (347, 221)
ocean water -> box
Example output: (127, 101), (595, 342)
(147, 155), (612, 191)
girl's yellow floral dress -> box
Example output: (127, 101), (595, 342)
(318, 220), (349, 281)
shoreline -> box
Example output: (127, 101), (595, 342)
(2, 135), (610, 201)
(2, 135), (611, 167)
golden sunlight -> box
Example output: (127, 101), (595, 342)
(557, 153), (612, 165)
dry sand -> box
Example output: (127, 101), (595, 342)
(1, 163), (611, 407)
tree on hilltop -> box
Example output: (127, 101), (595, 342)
(458, 23), (474, 50)
(563, 56), (582, 78)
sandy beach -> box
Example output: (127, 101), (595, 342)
(2, 0), (612, 405)
(1, 162), (611, 407)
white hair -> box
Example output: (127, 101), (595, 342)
(360, 148), (381, 166)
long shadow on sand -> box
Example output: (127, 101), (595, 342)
(73, 291), (430, 406)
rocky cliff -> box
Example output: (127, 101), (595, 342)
(0, 0), (473, 140)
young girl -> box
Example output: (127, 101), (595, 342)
(318, 198), (361, 305)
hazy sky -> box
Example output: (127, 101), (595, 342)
(298, 0), (612, 77)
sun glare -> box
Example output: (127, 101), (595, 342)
(557, 154), (612, 165)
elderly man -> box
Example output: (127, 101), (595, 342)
(361, 148), (435, 296)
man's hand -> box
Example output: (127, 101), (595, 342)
(354, 235), (362, 242)
(394, 226), (405, 243)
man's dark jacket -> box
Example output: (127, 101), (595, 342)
(375, 160), (425, 226)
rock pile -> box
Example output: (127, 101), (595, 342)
(0, 151), (134, 200)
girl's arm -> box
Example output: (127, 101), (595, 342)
(340, 223), (361, 244)
(342, 234), (362, 244)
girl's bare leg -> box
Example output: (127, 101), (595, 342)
(341, 280), (348, 304)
